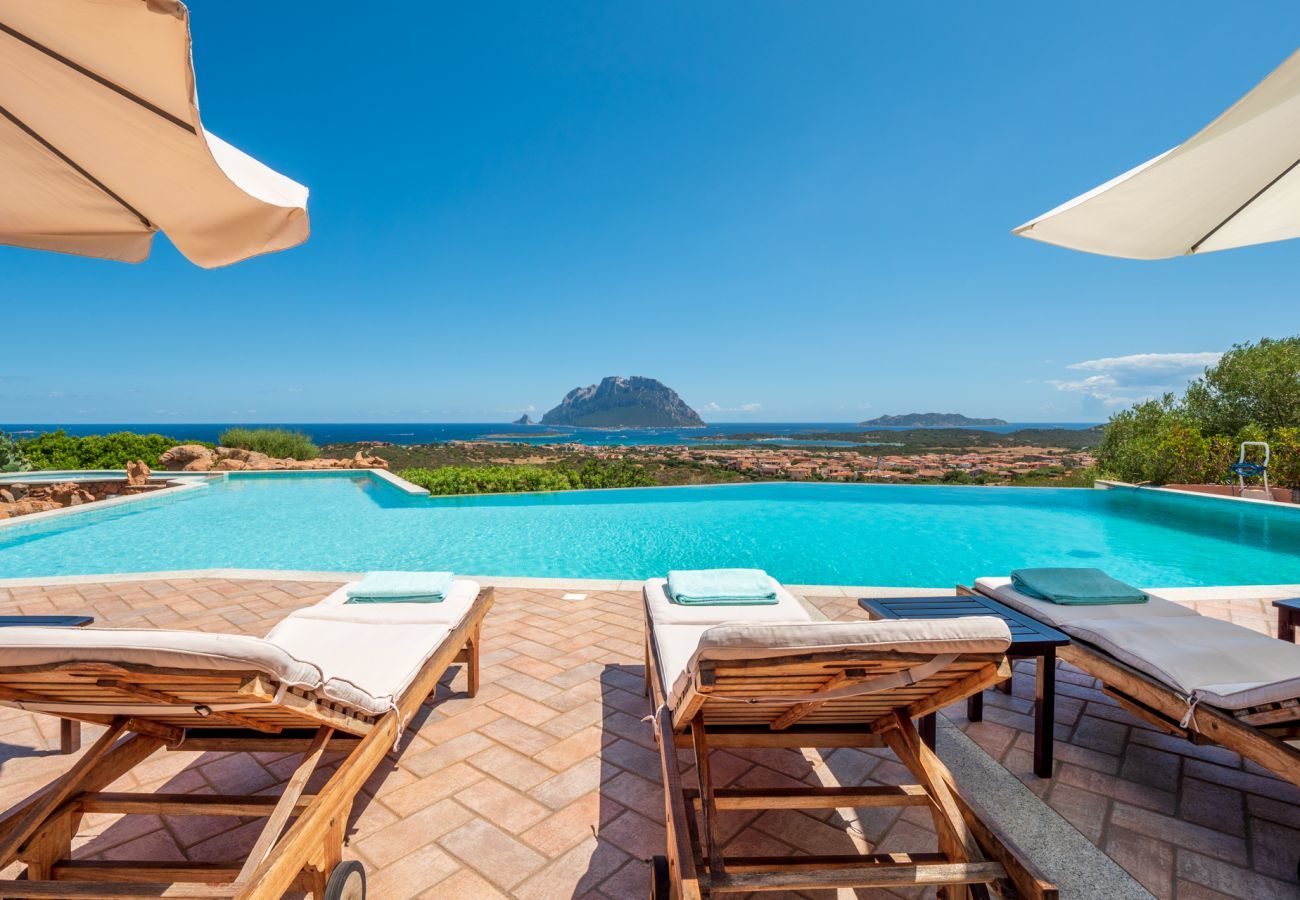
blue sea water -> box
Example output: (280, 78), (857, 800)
(1, 475), (1296, 587)
(0, 422), (1099, 448)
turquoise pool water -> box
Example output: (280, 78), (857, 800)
(1, 475), (1299, 586)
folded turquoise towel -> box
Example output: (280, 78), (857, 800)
(1011, 568), (1146, 606)
(346, 571), (453, 604)
(666, 568), (779, 605)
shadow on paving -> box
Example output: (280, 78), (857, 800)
(592, 662), (940, 900)
(68, 667), (471, 894)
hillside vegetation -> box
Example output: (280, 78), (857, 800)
(1097, 336), (1300, 488)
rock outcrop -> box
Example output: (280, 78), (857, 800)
(159, 445), (215, 471)
(161, 445), (389, 472)
(0, 480), (130, 519)
(126, 460), (151, 485)
(512, 414), (534, 425)
(541, 376), (704, 428)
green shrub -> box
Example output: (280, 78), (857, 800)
(0, 432), (31, 473)
(18, 430), (206, 470)
(1097, 337), (1300, 487)
(399, 460), (657, 495)
(219, 427), (319, 460)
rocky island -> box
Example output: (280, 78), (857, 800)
(541, 376), (705, 428)
(860, 413), (1009, 427)
(512, 414), (534, 425)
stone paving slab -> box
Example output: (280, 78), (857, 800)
(0, 578), (1295, 898)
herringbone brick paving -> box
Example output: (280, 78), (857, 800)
(0, 579), (1296, 898)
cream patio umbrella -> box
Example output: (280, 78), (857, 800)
(1014, 48), (1300, 259)
(0, 0), (308, 268)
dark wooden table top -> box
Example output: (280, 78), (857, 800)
(0, 615), (94, 628)
(1271, 597), (1300, 612)
(858, 594), (1068, 653)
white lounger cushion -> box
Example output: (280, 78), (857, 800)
(1064, 616), (1300, 711)
(0, 579), (483, 719)
(974, 577), (1200, 627)
(653, 616), (1012, 709)
(0, 626), (323, 689)
(644, 577), (813, 625)
(265, 617), (452, 715)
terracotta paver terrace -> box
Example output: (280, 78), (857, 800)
(0, 578), (1296, 898)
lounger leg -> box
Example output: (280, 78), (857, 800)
(919, 712), (937, 750)
(59, 719), (81, 755)
(466, 625), (481, 697)
(884, 712), (986, 900)
(690, 714), (726, 879)
(1033, 649), (1056, 779)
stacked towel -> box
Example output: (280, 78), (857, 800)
(346, 571), (454, 604)
(1011, 568), (1146, 606)
(666, 568), (779, 606)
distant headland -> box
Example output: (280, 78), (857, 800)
(541, 376), (704, 428)
(858, 412), (1009, 427)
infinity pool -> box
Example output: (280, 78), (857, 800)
(1, 475), (1299, 586)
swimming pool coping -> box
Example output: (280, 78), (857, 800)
(0, 477), (206, 533)
(0, 468), (429, 532)
(0, 566), (962, 596)
(1096, 478), (1300, 514)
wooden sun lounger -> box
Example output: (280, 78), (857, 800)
(644, 593), (1057, 899)
(959, 584), (1300, 789)
(0, 586), (493, 900)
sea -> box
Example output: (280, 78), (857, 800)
(1, 422), (1100, 448)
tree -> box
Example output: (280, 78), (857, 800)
(1183, 336), (1300, 434)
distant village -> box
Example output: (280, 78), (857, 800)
(479, 441), (1096, 483)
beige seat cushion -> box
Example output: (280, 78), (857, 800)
(644, 577), (813, 626)
(265, 617), (451, 715)
(652, 615), (1012, 710)
(974, 577), (1200, 627)
(1063, 615), (1300, 711)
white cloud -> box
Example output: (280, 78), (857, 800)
(702, 402), (763, 414)
(1049, 351), (1221, 406)
(1066, 352), (1222, 374)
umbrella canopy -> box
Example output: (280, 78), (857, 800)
(0, 0), (308, 268)
(1014, 49), (1300, 259)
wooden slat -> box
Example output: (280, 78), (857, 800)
(0, 881), (235, 898)
(235, 726), (332, 881)
(723, 851), (947, 872)
(686, 785), (930, 810)
(706, 860), (1007, 892)
(96, 680), (280, 734)
(771, 668), (868, 730)
(78, 793), (314, 818)
(52, 862), (240, 884)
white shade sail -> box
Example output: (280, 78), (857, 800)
(0, 0), (308, 268)
(1014, 49), (1300, 259)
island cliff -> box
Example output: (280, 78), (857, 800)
(541, 376), (704, 427)
(859, 413), (1009, 427)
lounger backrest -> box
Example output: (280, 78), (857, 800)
(668, 618), (1011, 731)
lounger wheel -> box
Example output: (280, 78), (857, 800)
(324, 860), (366, 900)
(649, 855), (670, 899)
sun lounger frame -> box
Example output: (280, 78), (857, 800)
(960, 584), (1300, 788)
(643, 592), (1057, 899)
(0, 586), (493, 899)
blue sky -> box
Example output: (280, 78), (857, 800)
(4, 2), (1300, 424)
